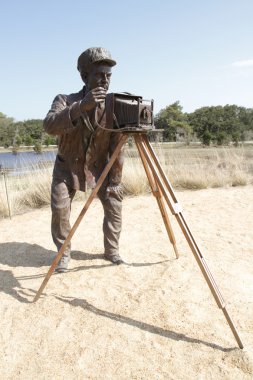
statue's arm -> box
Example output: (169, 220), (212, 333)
(43, 94), (83, 136)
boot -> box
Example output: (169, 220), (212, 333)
(55, 253), (70, 273)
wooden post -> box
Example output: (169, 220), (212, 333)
(2, 170), (11, 220)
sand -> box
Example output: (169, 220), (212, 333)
(0, 186), (253, 379)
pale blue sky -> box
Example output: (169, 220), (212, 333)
(1, 0), (252, 121)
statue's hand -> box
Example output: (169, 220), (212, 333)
(80, 87), (106, 112)
(105, 184), (124, 201)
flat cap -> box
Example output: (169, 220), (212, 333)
(77, 47), (116, 72)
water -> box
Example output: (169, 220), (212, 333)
(0, 150), (57, 174)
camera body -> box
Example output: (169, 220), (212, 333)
(106, 93), (154, 131)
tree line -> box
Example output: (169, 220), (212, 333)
(0, 113), (56, 152)
(155, 102), (253, 145)
(1, 102), (253, 152)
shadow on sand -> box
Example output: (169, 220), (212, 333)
(0, 241), (237, 352)
(0, 242), (169, 302)
(55, 295), (237, 353)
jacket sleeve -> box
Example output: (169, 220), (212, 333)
(43, 94), (82, 136)
(108, 131), (124, 186)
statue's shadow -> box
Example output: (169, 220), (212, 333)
(0, 242), (106, 268)
(0, 242), (168, 303)
(0, 242), (107, 303)
(0, 242), (55, 268)
(0, 242), (236, 352)
(54, 295), (236, 352)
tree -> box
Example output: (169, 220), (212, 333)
(0, 113), (15, 147)
(216, 131), (229, 145)
(43, 134), (57, 146)
(15, 136), (22, 146)
(25, 135), (33, 146)
(33, 142), (42, 154)
(22, 119), (43, 141)
(202, 130), (212, 146)
(187, 106), (222, 144)
(187, 105), (253, 145)
(231, 131), (241, 146)
(0, 112), (14, 128)
(155, 101), (191, 141)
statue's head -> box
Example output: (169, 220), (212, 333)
(77, 47), (116, 91)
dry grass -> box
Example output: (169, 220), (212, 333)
(1, 145), (252, 218)
(165, 146), (252, 189)
(122, 155), (150, 195)
(0, 167), (52, 218)
(123, 144), (252, 192)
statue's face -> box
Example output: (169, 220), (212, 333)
(83, 63), (112, 92)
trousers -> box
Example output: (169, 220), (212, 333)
(51, 178), (122, 258)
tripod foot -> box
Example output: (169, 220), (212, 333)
(173, 244), (179, 259)
(222, 307), (244, 349)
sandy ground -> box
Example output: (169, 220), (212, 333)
(0, 186), (253, 379)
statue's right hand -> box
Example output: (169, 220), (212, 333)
(80, 87), (106, 112)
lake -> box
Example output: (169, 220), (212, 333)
(0, 151), (57, 174)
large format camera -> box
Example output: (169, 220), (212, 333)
(106, 93), (154, 131)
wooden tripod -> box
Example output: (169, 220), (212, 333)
(33, 132), (243, 349)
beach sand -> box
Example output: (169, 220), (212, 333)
(0, 186), (253, 379)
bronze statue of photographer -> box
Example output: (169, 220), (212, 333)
(44, 47), (124, 272)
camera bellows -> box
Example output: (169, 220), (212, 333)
(106, 93), (154, 131)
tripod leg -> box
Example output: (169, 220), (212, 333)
(33, 134), (128, 302)
(138, 134), (243, 349)
(155, 194), (179, 258)
(134, 134), (178, 258)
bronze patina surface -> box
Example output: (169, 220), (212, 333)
(44, 47), (124, 271)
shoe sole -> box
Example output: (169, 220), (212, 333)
(55, 268), (68, 273)
(104, 255), (124, 265)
